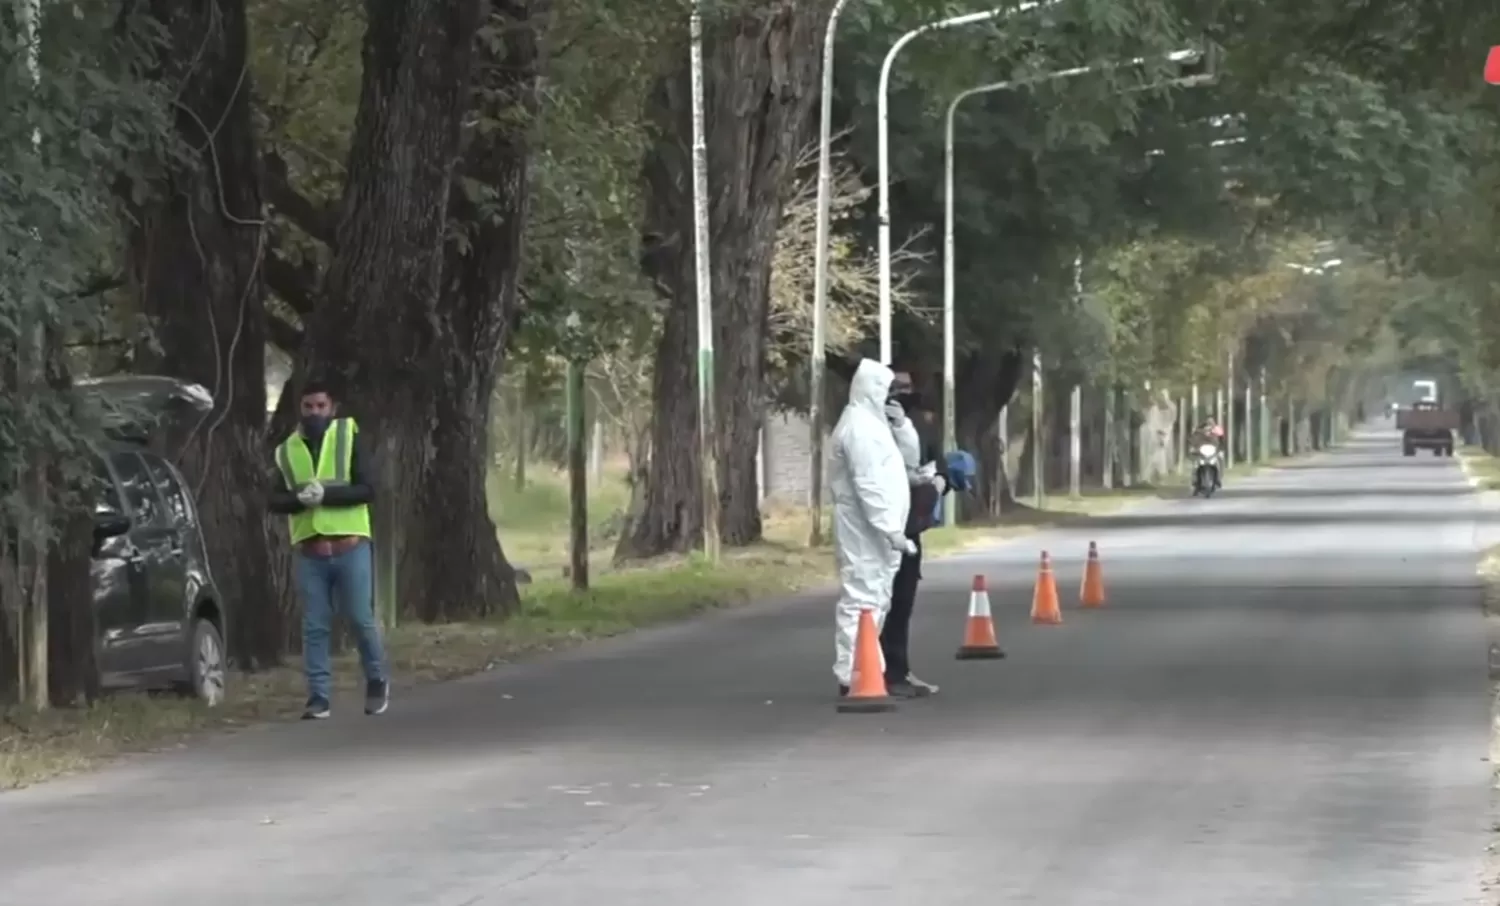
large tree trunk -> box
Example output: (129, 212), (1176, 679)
(129, 0), (284, 670)
(620, 0), (831, 559)
(301, 0), (487, 621)
(955, 346), (1024, 519)
(47, 502), (96, 706)
(412, 0), (545, 622)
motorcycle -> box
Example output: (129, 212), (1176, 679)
(1192, 443), (1221, 497)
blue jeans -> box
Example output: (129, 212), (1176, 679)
(295, 539), (387, 701)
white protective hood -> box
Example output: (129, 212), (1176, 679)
(835, 358), (909, 539)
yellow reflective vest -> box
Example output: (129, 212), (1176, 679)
(275, 417), (372, 543)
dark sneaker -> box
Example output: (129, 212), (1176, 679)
(906, 672), (940, 695)
(838, 684), (850, 697)
(302, 697), (331, 720)
(364, 679), (390, 715)
(886, 680), (929, 699)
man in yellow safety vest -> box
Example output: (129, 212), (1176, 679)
(268, 379), (389, 719)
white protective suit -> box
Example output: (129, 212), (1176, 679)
(829, 359), (912, 686)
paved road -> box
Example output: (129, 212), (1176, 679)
(0, 424), (1491, 905)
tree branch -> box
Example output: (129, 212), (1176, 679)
(266, 311), (304, 354)
(261, 151), (337, 245)
(264, 240), (320, 317)
(73, 273), (124, 300)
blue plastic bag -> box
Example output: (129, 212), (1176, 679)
(933, 449), (977, 523)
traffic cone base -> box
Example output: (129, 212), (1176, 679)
(837, 608), (896, 713)
(1080, 541), (1106, 608)
(1031, 552), (1063, 625)
(956, 644), (1006, 660)
(956, 574), (1006, 660)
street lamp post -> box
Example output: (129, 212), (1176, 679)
(689, 0), (719, 561)
(940, 51), (1210, 513)
(878, 1), (1059, 363)
(807, 0), (856, 546)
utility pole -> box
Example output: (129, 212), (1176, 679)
(689, 0), (718, 561)
(1224, 350), (1234, 470)
(1032, 352), (1044, 507)
(807, 0), (855, 546)
(1069, 386), (1081, 498)
(17, 0), (49, 710)
(1259, 367), (1269, 461)
(995, 405), (1009, 515)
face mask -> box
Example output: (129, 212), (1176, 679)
(300, 414), (330, 437)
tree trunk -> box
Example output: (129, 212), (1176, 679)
(46, 502), (96, 706)
(404, 0), (541, 623)
(129, 0), (284, 670)
(620, 0), (832, 559)
(301, 0), (487, 622)
(956, 347), (1024, 518)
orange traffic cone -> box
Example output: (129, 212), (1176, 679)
(837, 608), (897, 713)
(1080, 541), (1105, 609)
(1030, 551), (1063, 625)
(956, 574), (1006, 660)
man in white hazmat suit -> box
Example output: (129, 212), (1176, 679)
(829, 358), (915, 695)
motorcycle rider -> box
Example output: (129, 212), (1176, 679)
(1191, 417), (1225, 490)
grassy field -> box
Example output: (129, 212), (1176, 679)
(0, 454), (1254, 790)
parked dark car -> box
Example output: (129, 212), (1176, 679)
(79, 375), (228, 705)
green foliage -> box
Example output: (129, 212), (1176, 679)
(0, 7), (171, 521)
(510, 0), (671, 372)
(810, 0), (1499, 420)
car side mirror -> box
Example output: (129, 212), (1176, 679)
(93, 513), (132, 542)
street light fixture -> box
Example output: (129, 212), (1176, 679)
(877, 1), (1062, 364)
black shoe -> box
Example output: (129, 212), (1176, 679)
(365, 679), (390, 716)
(302, 697), (331, 720)
(838, 684), (850, 697)
(886, 680), (929, 699)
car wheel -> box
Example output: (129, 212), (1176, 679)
(179, 618), (227, 707)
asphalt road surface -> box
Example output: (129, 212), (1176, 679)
(0, 424), (1492, 905)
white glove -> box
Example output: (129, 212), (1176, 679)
(884, 400), (907, 427)
(900, 537), (918, 556)
(916, 462), (937, 481)
(931, 474), (947, 495)
(887, 531), (910, 553)
(297, 480), (325, 506)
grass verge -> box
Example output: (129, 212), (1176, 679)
(1461, 441), (1500, 901)
(1477, 544), (1500, 903)
(1461, 445), (1500, 492)
(0, 468), (1158, 791)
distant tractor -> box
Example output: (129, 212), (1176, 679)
(1397, 401), (1456, 457)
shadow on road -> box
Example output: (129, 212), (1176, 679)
(1068, 507), (1494, 531)
(1189, 486), (1473, 500)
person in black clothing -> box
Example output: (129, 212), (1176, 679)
(881, 373), (950, 698)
